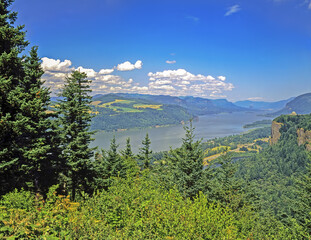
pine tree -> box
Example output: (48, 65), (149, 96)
(138, 133), (152, 170)
(205, 153), (244, 209)
(0, 1), (56, 194)
(94, 136), (126, 190)
(121, 137), (133, 158)
(0, 0), (28, 193)
(19, 46), (58, 194)
(56, 70), (95, 200)
(165, 121), (204, 199)
(105, 136), (125, 177)
(121, 137), (140, 178)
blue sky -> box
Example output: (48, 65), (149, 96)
(13, 0), (311, 101)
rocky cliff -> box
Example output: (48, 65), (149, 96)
(270, 121), (283, 145)
(297, 128), (311, 151)
(270, 119), (311, 151)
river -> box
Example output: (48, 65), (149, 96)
(90, 111), (272, 153)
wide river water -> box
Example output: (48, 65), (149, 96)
(91, 111), (272, 153)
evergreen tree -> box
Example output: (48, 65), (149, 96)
(121, 137), (140, 178)
(205, 153), (244, 209)
(165, 121), (204, 199)
(105, 136), (125, 177)
(94, 136), (126, 190)
(56, 70), (95, 200)
(19, 46), (57, 194)
(0, 0), (28, 193)
(0, 1), (55, 194)
(138, 133), (152, 170)
(121, 137), (133, 158)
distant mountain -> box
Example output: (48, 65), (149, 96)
(234, 98), (294, 111)
(269, 93), (311, 116)
(116, 93), (247, 115)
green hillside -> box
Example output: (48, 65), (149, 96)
(90, 94), (192, 131)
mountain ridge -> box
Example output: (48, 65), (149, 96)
(268, 93), (311, 116)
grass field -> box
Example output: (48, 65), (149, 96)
(133, 104), (162, 110)
(99, 99), (134, 107)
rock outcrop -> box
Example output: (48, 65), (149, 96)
(270, 121), (283, 145)
(297, 128), (311, 151)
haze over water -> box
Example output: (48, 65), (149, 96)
(91, 111), (272, 153)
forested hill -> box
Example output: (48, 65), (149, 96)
(88, 94), (192, 131)
(116, 93), (247, 115)
(268, 93), (311, 116)
(234, 113), (311, 237)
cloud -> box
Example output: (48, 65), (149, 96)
(116, 60), (143, 71)
(41, 57), (144, 95)
(225, 5), (241, 16)
(41, 57), (73, 72)
(147, 69), (234, 98)
(166, 60), (176, 64)
(247, 97), (264, 101)
(99, 68), (114, 75)
(218, 76), (226, 81)
(41, 57), (233, 98)
(309, 0), (311, 9)
(76, 66), (97, 78)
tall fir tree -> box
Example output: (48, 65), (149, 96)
(56, 70), (95, 200)
(19, 46), (57, 194)
(121, 137), (133, 158)
(138, 133), (152, 170)
(165, 121), (204, 199)
(0, 0), (55, 194)
(0, 0), (28, 193)
(120, 137), (140, 178)
(94, 136), (127, 190)
(104, 136), (125, 178)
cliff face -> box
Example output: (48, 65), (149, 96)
(297, 128), (311, 151)
(270, 121), (311, 151)
(270, 121), (283, 145)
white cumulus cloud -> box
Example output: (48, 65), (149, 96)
(147, 69), (234, 98)
(99, 68), (114, 75)
(41, 57), (73, 72)
(218, 76), (226, 81)
(41, 57), (233, 98)
(41, 57), (145, 95)
(76, 66), (97, 78)
(117, 60), (143, 71)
